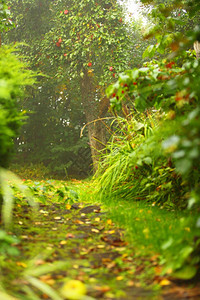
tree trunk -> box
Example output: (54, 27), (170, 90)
(80, 71), (107, 173)
(194, 41), (200, 59)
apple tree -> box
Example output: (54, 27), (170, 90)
(4, 0), (92, 176)
(38, 0), (135, 170)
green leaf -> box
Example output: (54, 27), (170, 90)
(187, 198), (196, 209)
(172, 265), (197, 280)
(134, 122), (144, 131)
(143, 157), (152, 165)
(143, 45), (155, 59)
(162, 237), (173, 250)
(106, 84), (115, 97)
(119, 73), (130, 83)
(26, 276), (63, 300)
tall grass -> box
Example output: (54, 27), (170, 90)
(93, 110), (200, 279)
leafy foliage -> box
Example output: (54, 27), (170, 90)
(5, 0), (140, 173)
(95, 0), (200, 279)
(0, 0), (14, 35)
(0, 45), (35, 168)
(0, 229), (19, 256)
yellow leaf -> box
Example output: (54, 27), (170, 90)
(107, 219), (112, 225)
(97, 245), (105, 249)
(160, 279), (171, 286)
(60, 240), (67, 245)
(66, 204), (71, 210)
(73, 265), (79, 269)
(16, 262), (27, 268)
(184, 227), (190, 232)
(91, 228), (100, 233)
(95, 217), (101, 222)
(116, 276), (124, 281)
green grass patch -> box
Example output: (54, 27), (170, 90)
(102, 198), (193, 251)
(82, 180), (199, 279)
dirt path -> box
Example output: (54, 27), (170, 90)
(4, 202), (200, 299)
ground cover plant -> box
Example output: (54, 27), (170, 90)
(1, 0), (200, 299)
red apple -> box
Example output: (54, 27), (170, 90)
(56, 42), (61, 47)
(58, 38), (62, 43)
(64, 53), (67, 57)
(112, 73), (116, 78)
(64, 10), (69, 15)
(109, 66), (113, 71)
(88, 62), (92, 67)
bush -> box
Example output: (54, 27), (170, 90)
(0, 45), (35, 168)
(0, 45), (35, 221)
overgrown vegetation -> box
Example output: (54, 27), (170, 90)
(94, 0), (200, 280)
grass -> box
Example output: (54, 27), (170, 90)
(102, 198), (193, 251)
(79, 180), (198, 276)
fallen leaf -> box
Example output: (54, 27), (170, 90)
(39, 275), (55, 286)
(97, 245), (105, 249)
(127, 280), (135, 286)
(73, 219), (84, 225)
(107, 219), (112, 225)
(16, 262), (27, 268)
(54, 216), (62, 220)
(35, 259), (46, 266)
(60, 240), (67, 245)
(66, 233), (75, 238)
(66, 204), (71, 210)
(95, 285), (111, 293)
(107, 262), (116, 269)
(160, 279), (171, 286)
(116, 276), (124, 281)
(91, 228), (100, 233)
